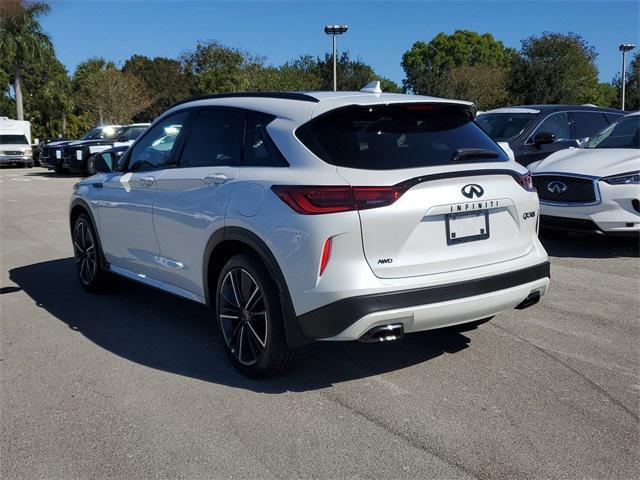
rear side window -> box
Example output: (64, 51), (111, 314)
(180, 108), (243, 168)
(571, 112), (609, 139)
(295, 103), (508, 170)
(243, 111), (288, 167)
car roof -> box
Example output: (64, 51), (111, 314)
(123, 123), (150, 127)
(164, 91), (475, 124)
(485, 104), (624, 115)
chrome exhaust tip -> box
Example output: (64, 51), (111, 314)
(359, 323), (404, 343)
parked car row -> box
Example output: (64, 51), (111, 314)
(39, 123), (149, 175)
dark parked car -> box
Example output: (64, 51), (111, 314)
(477, 105), (625, 166)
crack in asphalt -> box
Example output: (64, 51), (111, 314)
(492, 323), (639, 423)
(321, 390), (479, 479)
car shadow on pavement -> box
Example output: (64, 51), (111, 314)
(8, 258), (471, 393)
(540, 232), (639, 259)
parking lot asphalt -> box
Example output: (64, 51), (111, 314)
(1, 167), (638, 479)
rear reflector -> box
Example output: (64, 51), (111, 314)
(271, 185), (409, 215)
(319, 238), (332, 276)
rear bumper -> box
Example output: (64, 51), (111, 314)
(298, 262), (550, 340)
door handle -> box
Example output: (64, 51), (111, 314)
(139, 176), (155, 188)
(203, 173), (229, 186)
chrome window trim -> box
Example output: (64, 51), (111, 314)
(532, 171), (601, 206)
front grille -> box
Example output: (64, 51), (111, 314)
(540, 215), (600, 231)
(2, 151), (23, 156)
(533, 175), (597, 204)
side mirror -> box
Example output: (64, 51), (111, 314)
(116, 134), (128, 142)
(94, 154), (113, 173)
(533, 131), (555, 146)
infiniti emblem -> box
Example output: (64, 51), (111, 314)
(547, 181), (568, 194)
(461, 184), (484, 199)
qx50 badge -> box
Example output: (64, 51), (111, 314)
(461, 184), (484, 199)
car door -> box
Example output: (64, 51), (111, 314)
(96, 111), (191, 279)
(517, 111), (578, 166)
(151, 107), (244, 298)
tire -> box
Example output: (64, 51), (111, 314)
(86, 155), (96, 176)
(72, 214), (108, 292)
(215, 254), (300, 377)
(54, 165), (65, 174)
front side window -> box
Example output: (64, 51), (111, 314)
(243, 111), (287, 166)
(128, 112), (189, 171)
(296, 103), (508, 170)
(585, 116), (640, 149)
(0, 134), (28, 144)
(533, 112), (571, 141)
(476, 113), (537, 142)
(180, 108), (243, 168)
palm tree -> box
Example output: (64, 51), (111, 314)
(0, 1), (52, 120)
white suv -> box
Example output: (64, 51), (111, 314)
(69, 88), (550, 377)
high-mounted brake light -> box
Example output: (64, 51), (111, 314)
(271, 185), (409, 215)
(516, 171), (536, 192)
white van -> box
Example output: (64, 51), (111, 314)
(0, 117), (33, 167)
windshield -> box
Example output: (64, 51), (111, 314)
(118, 125), (147, 141)
(585, 116), (640, 149)
(476, 112), (537, 142)
(295, 103), (508, 170)
(81, 126), (121, 140)
(0, 134), (28, 145)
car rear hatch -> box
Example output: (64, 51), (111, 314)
(296, 102), (537, 279)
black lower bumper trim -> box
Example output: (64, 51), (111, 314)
(297, 262), (550, 339)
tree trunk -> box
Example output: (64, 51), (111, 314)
(61, 111), (67, 136)
(14, 68), (24, 121)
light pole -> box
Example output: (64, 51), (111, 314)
(324, 25), (348, 91)
(619, 43), (636, 111)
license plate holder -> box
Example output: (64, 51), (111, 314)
(446, 210), (490, 245)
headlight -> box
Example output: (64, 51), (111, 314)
(76, 150), (83, 160)
(602, 171), (640, 185)
(24, 149), (32, 156)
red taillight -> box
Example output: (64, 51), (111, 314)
(516, 171), (536, 192)
(271, 185), (408, 215)
(319, 237), (332, 276)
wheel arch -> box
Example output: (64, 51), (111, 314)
(203, 226), (311, 347)
(69, 198), (108, 269)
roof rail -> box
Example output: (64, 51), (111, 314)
(169, 92), (319, 109)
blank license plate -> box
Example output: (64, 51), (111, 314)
(446, 210), (490, 245)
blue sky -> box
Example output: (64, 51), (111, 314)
(44, 0), (639, 86)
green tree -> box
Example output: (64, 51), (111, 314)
(445, 64), (510, 110)
(402, 30), (514, 96)
(317, 51), (400, 92)
(123, 55), (191, 120)
(75, 68), (151, 124)
(0, 0), (52, 120)
(180, 40), (265, 94)
(508, 32), (601, 104)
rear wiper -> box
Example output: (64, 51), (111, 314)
(452, 148), (499, 162)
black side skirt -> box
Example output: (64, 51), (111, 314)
(297, 262), (550, 340)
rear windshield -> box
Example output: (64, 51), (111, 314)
(296, 103), (508, 170)
(476, 112), (537, 142)
(0, 134), (28, 144)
